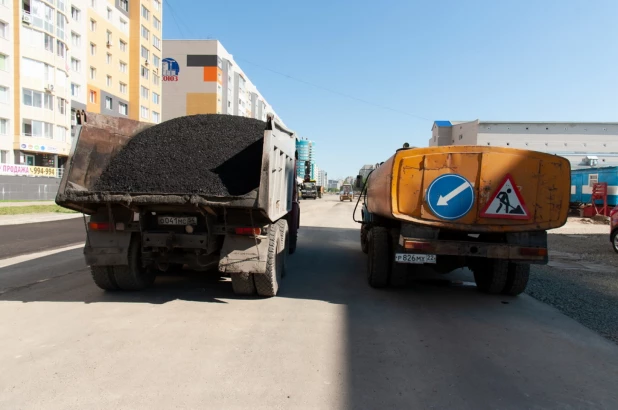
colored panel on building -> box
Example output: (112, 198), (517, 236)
(187, 55), (218, 67)
(203, 66), (218, 82)
(87, 86), (102, 114)
(217, 68), (223, 85)
(186, 93), (218, 115)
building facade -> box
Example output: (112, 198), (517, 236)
(317, 169), (327, 186)
(0, 0), (162, 175)
(161, 39), (281, 124)
(296, 138), (315, 180)
(429, 120), (618, 170)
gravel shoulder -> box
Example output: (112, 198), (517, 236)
(527, 217), (618, 343)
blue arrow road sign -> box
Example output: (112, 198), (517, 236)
(426, 174), (475, 220)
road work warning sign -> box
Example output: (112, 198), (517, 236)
(480, 174), (530, 220)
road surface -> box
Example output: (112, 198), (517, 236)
(0, 195), (617, 409)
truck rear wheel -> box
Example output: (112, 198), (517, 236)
(472, 259), (508, 294)
(502, 263), (530, 296)
(254, 224), (283, 297)
(367, 226), (390, 288)
(278, 219), (289, 278)
(360, 224), (369, 254)
(90, 266), (119, 291)
(112, 236), (156, 291)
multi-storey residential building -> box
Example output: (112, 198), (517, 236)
(296, 138), (315, 180)
(161, 39), (281, 124)
(0, 0), (163, 173)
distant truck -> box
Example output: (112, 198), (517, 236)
(56, 113), (300, 297)
(301, 180), (318, 200)
(340, 184), (354, 201)
(359, 145), (570, 295)
(316, 185), (324, 199)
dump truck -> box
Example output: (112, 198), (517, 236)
(358, 145), (570, 295)
(56, 113), (300, 297)
(301, 180), (318, 199)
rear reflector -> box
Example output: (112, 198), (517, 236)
(89, 222), (110, 231)
(404, 241), (434, 251)
(519, 247), (548, 257)
(235, 227), (261, 236)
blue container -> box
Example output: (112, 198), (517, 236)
(570, 166), (618, 206)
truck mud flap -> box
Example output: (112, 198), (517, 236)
(218, 234), (270, 274)
(84, 231), (133, 266)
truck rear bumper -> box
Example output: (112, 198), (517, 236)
(398, 237), (548, 264)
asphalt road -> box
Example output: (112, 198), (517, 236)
(0, 196), (617, 409)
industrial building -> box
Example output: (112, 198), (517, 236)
(161, 39), (282, 124)
(0, 0), (163, 175)
(429, 120), (618, 170)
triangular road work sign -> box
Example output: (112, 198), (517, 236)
(480, 174), (530, 220)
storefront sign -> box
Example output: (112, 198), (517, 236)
(162, 58), (180, 81)
(20, 143), (60, 153)
(0, 165), (57, 178)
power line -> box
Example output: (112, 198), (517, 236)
(163, 0), (195, 38)
(236, 57), (431, 122)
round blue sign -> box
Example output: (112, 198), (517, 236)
(426, 174), (475, 220)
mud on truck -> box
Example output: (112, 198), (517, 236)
(56, 113), (300, 297)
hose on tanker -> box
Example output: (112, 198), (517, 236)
(352, 167), (377, 224)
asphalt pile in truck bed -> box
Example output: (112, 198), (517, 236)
(93, 114), (266, 196)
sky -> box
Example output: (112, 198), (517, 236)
(162, 0), (618, 179)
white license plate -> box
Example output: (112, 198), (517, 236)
(395, 253), (436, 264)
(157, 216), (198, 226)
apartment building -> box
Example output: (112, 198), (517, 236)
(0, 0), (162, 174)
(161, 39), (281, 124)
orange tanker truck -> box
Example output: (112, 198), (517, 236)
(357, 145), (570, 295)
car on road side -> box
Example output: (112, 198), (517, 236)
(340, 184), (354, 202)
(610, 205), (618, 252)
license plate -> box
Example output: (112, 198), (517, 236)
(395, 253), (436, 264)
(158, 216), (197, 226)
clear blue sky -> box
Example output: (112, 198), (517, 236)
(163, 0), (617, 179)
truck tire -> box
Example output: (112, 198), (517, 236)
(472, 259), (508, 294)
(254, 224), (283, 297)
(502, 263), (530, 296)
(231, 272), (256, 295)
(367, 226), (390, 288)
(389, 229), (407, 287)
(91, 266), (119, 291)
(112, 235), (156, 291)
(278, 219), (289, 278)
(360, 224), (369, 254)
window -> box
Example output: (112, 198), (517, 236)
(153, 75), (160, 86)
(141, 86), (149, 99)
(90, 0), (96, 7)
(56, 40), (66, 58)
(44, 93), (53, 110)
(56, 126), (67, 142)
(71, 6), (81, 22)
(119, 18), (128, 33)
(119, 102), (128, 115)
(90, 67), (96, 79)
(106, 75), (112, 87)
(106, 53), (112, 64)
(105, 96), (112, 110)
(71, 83), (80, 97)
(119, 61), (127, 73)
(0, 86), (7, 104)
(141, 46), (149, 60)
(0, 119), (6, 134)
(71, 58), (80, 72)
(153, 36), (160, 50)
(153, 17), (161, 31)
(141, 66), (149, 79)
(154, 0), (161, 11)
(140, 105), (149, 119)
(119, 82), (127, 94)
(90, 19), (96, 31)
(141, 5), (149, 20)
(57, 97), (66, 115)
(152, 92), (160, 104)
(152, 111), (160, 123)
(71, 32), (81, 47)
(107, 7), (112, 20)
(0, 53), (7, 71)
(119, 0), (128, 12)
(56, 11), (65, 39)
(0, 149), (8, 163)
(153, 55), (160, 68)
(0, 21), (7, 39)
(44, 34), (54, 52)
(589, 174), (599, 187)
(90, 42), (96, 55)
(89, 90), (96, 103)
(106, 30), (112, 44)
(23, 120), (53, 138)
(141, 25), (149, 40)
(119, 40), (127, 52)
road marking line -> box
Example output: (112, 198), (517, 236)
(0, 243), (85, 269)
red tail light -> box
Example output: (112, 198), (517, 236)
(89, 222), (110, 231)
(519, 247), (547, 257)
(404, 240), (435, 251)
(235, 227), (261, 236)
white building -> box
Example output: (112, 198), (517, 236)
(0, 0), (15, 165)
(429, 120), (618, 170)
